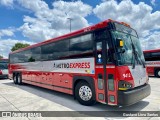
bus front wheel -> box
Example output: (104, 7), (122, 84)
(75, 81), (96, 106)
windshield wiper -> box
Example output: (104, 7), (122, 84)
(134, 50), (145, 68)
(131, 44), (136, 69)
(131, 43), (145, 69)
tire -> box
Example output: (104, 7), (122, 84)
(13, 74), (18, 84)
(17, 74), (22, 85)
(155, 69), (160, 78)
(75, 82), (96, 106)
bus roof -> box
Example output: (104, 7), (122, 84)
(143, 49), (160, 53)
(10, 19), (128, 54)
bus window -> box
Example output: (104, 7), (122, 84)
(69, 34), (93, 58)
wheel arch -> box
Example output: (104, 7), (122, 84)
(73, 76), (96, 100)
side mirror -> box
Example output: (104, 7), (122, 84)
(116, 38), (124, 48)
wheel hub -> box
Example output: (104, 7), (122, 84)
(79, 85), (92, 101)
(18, 76), (20, 83)
(14, 77), (16, 82)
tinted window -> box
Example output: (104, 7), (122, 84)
(41, 42), (56, 60)
(0, 60), (8, 69)
(95, 29), (114, 64)
(30, 47), (41, 62)
(10, 34), (93, 63)
(10, 52), (24, 63)
(107, 43), (115, 63)
(10, 54), (15, 63)
(10, 50), (32, 63)
(95, 30), (107, 40)
(41, 40), (69, 60)
(54, 40), (69, 59)
(69, 34), (93, 58)
(144, 52), (160, 61)
(152, 52), (160, 57)
(24, 49), (32, 62)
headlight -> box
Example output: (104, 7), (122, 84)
(118, 80), (132, 90)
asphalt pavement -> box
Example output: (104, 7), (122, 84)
(0, 77), (159, 120)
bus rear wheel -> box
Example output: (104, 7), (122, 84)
(17, 74), (22, 85)
(155, 69), (160, 78)
(13, 74), (17, 84)
(75, 82), (96, 106)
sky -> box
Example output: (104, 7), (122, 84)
(0, 0), (160, 58)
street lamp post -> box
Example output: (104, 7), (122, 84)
(67, 18), (72, 32)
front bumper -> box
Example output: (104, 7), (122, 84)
(118, 84), (151, 106)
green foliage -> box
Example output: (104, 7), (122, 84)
(0, 55), (3, 59)
(11, 43), (30, 52)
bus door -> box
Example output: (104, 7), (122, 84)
(95, 30), (117, 105)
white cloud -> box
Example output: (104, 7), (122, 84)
(1, 0), (92, 42)
(0, 0), (13, 7)
(17, 0), (49, 14)
(18, 0), (92, 42)
(19, 16), (59, 42)
(0, 0), (92, 57)
(0, 28), (14, 38)
(93, 0), (160, 50)
(141, 31), (160, 50)
(151, 0), (156, 6)
(52, 1), (92, 17)
(0, 39), (34, 58)
(1, 0), (159, 57)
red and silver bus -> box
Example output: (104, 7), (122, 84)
(0, 58), (8, 79)
(143, 49), (160, 77)
(9, 19), (150, 106)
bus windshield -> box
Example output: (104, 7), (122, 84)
(0, 60), (8, 69)
(111, 30), (145, 66)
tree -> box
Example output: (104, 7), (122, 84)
(0, 55), (3, 59)
(11, 43), (30, 52)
